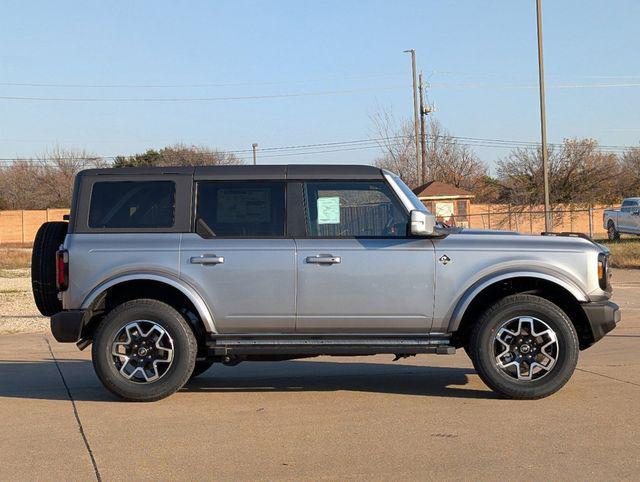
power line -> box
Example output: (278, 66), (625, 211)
(0, 134), (636, 165)
(429, 81), (640, 90)
(0, 85), (404, 102)
(3, 80), (640, 104)
(0, 73), (405, 89)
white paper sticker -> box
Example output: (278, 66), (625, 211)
(317, 197), (340, 224)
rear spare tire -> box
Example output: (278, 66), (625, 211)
(31, 221), (68, 316)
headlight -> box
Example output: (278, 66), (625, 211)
(598, 253), (609, 290)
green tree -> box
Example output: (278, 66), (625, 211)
(114, 144), (242, 167)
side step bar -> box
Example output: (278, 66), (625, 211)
(206, 335), (456, 356)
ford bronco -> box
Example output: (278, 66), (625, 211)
(32, 165), (620, 401)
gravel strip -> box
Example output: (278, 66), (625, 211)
(0, 269), (48, 334)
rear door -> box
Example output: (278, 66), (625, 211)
(294, 180), (435, 333)
(180, 180), (296, 333)
(619, 200), (633, 232)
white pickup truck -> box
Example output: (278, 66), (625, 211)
(603, 197), (640, 239)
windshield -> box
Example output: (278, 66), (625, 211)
(389, 174), (429, 212)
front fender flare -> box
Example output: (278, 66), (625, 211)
(80, 273), (217, 333)
(446, 270), (588, 333)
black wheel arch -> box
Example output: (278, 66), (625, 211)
(81, 279), (209, 351)
(452, 276), (594, 350)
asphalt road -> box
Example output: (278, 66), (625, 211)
(1, 270), (639, 481)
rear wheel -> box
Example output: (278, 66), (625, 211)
(31, 221), (68, 316)
(607, 221), (620, 241)
(468, 294), (579, 399)
(92, 299), (197, 402)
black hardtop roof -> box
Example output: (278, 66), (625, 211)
(77, 164), (384, 180)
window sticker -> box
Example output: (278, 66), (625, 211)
(317, 196), (340, 224)
(217, 188), (271, 223)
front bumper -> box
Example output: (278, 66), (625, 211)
(581, 300), (620, 344)
(50, 310), (86, 343)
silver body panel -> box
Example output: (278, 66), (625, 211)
(429, 233), (601, 333)
(295, 238), (435, 333)
(62, 174), (610, 337)
(179, 235), (296, 333)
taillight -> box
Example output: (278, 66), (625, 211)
(56, 250), (69, 291)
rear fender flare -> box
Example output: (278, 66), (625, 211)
(81, 273), (217, 333)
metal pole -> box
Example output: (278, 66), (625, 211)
(536, 0), (552, 231)
(252, 143), (258, 165)
(404, 49), (421, 185)
(418, 72), (428, 184)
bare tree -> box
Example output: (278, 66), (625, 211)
(619, 147), (640, 197)
(370, 107), (487, 190)
(0, 148), (103, 209)
(370, 108), (419, 187)
(497, 138), (621, 206)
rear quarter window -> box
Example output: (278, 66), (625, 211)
(88, 181), (176, 229)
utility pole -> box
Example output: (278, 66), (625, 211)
(252, 143), (258, 165)
(418, 72), (430, 185)
(536, 0), (551, 231)
(404, 49), (421, 185)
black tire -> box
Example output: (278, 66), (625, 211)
(92, 299), (197, 402)
(190, 359), (215, 379)
(468, 294), (579, 400)
(607, 221), (620, 241)
(31, 221), (68, 316)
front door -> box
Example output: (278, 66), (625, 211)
(180, 180), (295, 333)
(295, 180), (435, 333)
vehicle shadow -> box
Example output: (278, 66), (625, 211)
(184, 360), (495, 399)
(0, 358), (495, 401)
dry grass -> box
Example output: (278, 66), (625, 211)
(597, 238), (640, 269)
(0, 247), (32, 270)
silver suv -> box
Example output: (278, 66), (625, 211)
(32, 165), (620, 401)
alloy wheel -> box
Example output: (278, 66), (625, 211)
(111, 320), (174, 383)
(494, 316), (559, 381)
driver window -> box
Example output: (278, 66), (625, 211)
(303, 181), (407, 237)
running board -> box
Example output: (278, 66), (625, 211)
(206, 335), (455, 356)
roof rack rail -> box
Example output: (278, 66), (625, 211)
(541, 231), (592, 241)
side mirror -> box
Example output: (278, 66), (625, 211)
(410, 210), (436, 236)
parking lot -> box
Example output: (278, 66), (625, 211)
(1, 270), (639, 481)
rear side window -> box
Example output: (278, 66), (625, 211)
(304, 181), (407, 237)
(196, 181), (285, 237)
(89, 181), (176, 229)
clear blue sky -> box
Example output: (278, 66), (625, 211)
(1, 0), (639, 168)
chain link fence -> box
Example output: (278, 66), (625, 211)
(449, 205), (612, 239)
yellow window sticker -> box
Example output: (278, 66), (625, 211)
(317, 196), (340, 224)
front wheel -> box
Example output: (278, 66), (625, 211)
(607, 221), (620, 241)
(468, 294), (579, 399)
(92, 299), (197, 402)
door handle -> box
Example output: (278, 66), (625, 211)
(306, 255), (341, 265)
(190, 255), (225, 265)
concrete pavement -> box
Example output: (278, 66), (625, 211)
(1, 271), (639, 481)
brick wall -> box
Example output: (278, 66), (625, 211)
(0, 209), (69, 244)
(0, 204), (616, 244)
